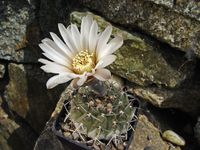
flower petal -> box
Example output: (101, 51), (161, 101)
(89, 21), (98, 53)
(96, 26), (112, 56)
(70, 78), (79, 89)
(95, 55), (116, 69)
(39, 44), (70, 67)
(58, 24), (77, 53)
(46, 73), (71, 89)
(71, 24), (81, 51)
(97, 36), (123, 60)
(77, 75), (88, 86)
(38, 58), (71, 70)
(93, 69), (111, 81)
(40, 41), (70, 64)
(50, 32), (75, 56)
(39, 58), (72, 73)
(42, 38), (73, 60)
(81, 15), (93, 50)
(40, 65), (67, 74)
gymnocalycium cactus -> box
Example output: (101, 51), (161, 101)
(67, 80), (136, 143)
(60, 78), (136, 148)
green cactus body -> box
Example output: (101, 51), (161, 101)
(69, 82), (135, 140)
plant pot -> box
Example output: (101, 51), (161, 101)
(52, 92), (140, 150)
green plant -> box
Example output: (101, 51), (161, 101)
(68, 81), (136, 143)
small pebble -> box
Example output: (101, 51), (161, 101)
(111, 144), (117, 150)
(117, 144), (124, 150)
(96, 99), (101, 104)
(162, 130), (185, 146)
(72, 132), (79, 140)
(64, 131), (71, 137)
(93, 143), (101, 150)
(61, 123), (70, 131)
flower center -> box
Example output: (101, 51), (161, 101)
(72, 50), (95, 74)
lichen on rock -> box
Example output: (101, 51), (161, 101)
(0, 0), (38, 62)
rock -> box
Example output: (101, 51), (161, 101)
(4, 63), (65, 133)
(80, 0), (200, 58)
(0, 0), (41, 62)
(129, 115), (181, 150)
(147, 1), (200, 22)
(173, 0), (200, 22)
(64, 131), (72, 138)
(0, 96), (37, 150)
(0, 64), (5, 78)
(147, 0), (200, 22)
(131, 71), (200, 115)
(71, 11), (194, 88)
(5, 64), (29, 119)
(0, 97), (8, 120)
(162, 130), (186, 146)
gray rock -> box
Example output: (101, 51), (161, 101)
(132, 73), (200, 115)
(146, 0), (200, 22)
(4, 63), (65, 133)
(0, 96), (37, 150)
(0, 64), (5, 78)
(80, 0), (200, 58)
(0, 0), (40, 62)
(173, 0), (200, 22)
(71, 11), (194, 88)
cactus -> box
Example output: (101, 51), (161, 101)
(68, 81), (136, 141)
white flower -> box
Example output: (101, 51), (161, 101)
(38, 15), (123, 89)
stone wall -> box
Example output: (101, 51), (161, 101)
(0, 0), (200, 150)
(0, 0), (66, 149)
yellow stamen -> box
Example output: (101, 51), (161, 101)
(72, 50), (95, 74)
